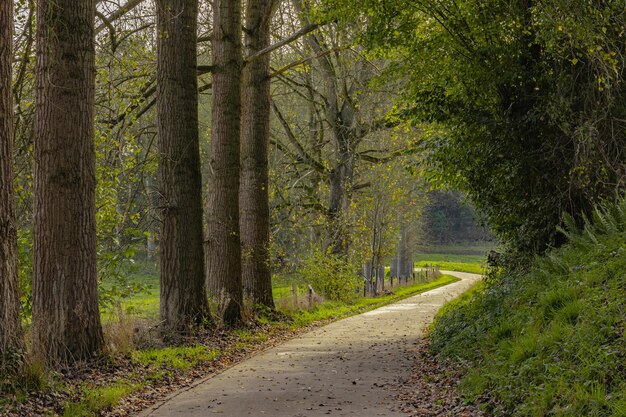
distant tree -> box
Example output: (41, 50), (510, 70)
(206, 0), (244, 324)
(267, 3), (420, 268)
(156, 0), (210, 334)
(0, 0), (23, 365)
(240, 0), (276, 309)
(421, 191), (491, 244)
(32, 0), (104, 363)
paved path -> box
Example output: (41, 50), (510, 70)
(141, 271), (481, 417)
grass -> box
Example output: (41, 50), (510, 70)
(285, 274), (460, 327)
(414, 252), (485, 264)
(131, 345), (220, 371)
(415, 260), (484, 274)
(271, 272), (306, 299)
(101, 266), (311, 320)
(414, 243), (490, 274)
(100, 260), (160, 320)
(428, 198), (626, 416)
(99, 242), (487, 321)
(63, 381), (140, 417)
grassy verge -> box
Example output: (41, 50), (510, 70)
(53, 274), (460, 416)
(428, 199), (626, 416)
(415, 260), (484, 274)
(413, 243), (489, 274)
(284, 274), (460, 327)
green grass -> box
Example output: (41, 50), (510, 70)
(100, 260), (160, 321)
(429, 198), (626, 416)
(415, 260), (484, 274)
(271, 272), (306, 299)
(63, 381), (140, 417)
(285, 274), (460, 327)
(131, 345), (219, 371)
(413, 243), (489, 274)
(100, 243), (485, 321)
(413, 243), (496, 274)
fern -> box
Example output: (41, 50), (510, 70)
(560, 195), (626, 249)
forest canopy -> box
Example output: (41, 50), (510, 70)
(323, 0), (626, 255)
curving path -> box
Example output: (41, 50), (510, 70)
(141, 271), (481, 417)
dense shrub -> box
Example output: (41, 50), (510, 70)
(298, 249), (361, 303)
(430, 196), (626, 416)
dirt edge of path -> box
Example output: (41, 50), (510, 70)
(395, 338), (491, 417)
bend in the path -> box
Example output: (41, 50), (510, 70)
(141, 271), (480, 417)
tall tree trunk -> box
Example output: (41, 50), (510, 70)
(32, 0), (104, 363)
(327, 134), (354, 256)
(156, 0), (210, 334)
(240, 0), (275, 309)
(206, 0), (243, 324)
(0, 1), (23, 366)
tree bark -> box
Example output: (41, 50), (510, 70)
(0, 1), (23, 365)
(156, 0), (210, 334)
(206, 0), (243, 324)
(32, 0), (104, 363)
(327, 132), (355, 256)
(240, 0), (275, 309)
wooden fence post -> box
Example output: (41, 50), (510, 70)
(308, 285), (314, 307)
(292, 283), (298, 307)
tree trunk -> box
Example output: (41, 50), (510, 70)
(240, 0), (275, 309)
(144, 174), (158, 260)
(206, 0), (243, 324)
(327, 134), (355, 256)
(0, 1), (23, 365)
(156, 0), (210, 334)
(32, 0), (104, 363)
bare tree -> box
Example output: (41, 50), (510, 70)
(32, 0), (104, 363)
(0, 0), (23, 365)
(292, 0), (362, 256)
(206, 0), (244, 324)
(240, 0), (276, 309)
(156, 0), (210, 334)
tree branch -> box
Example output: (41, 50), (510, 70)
(271, 100), (327, 174)
(96, 0), (148, 34)
(246, 23), (320, 64)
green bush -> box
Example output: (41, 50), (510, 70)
(430, 196), (626, 416)
(298, 249), (361, 303)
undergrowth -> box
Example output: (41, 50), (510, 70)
(430, 197), (626, 416)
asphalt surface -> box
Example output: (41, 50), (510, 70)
(141, 271), (481, 417)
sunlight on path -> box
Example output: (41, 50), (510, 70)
(141, 271), (481, 417)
